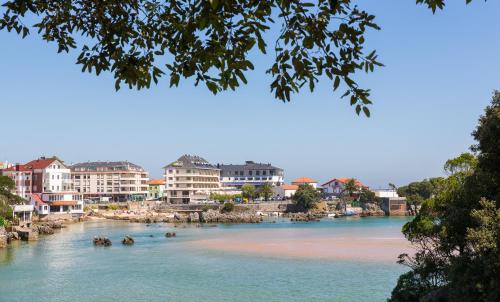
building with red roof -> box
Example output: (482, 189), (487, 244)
(291, 176), (318, 188)
(1, 157), (84, 216)
(321, 178), (367, 196)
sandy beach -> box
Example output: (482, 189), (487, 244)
(185, 227), (413, 262)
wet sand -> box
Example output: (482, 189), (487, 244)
(186, 228), (413, 262)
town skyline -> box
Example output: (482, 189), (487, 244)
(1, 1), (498, 188)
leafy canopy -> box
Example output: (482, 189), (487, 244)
(241, 184), (256, 200)
(259, 183), (273, 201)
(0, 0), (481, 116)
(292, 184), (321, 211)
(390, 91), (500, 302)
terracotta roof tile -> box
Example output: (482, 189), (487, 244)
(291, 176), (317, 184)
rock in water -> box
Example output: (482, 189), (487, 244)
(93, 236), (112, 246)
(165, 232), (176, 238)
(122, 235), (134, 245)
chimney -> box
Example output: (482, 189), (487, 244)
(15, 164), (20, 171)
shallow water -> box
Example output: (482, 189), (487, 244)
(0, 217), (410, 302)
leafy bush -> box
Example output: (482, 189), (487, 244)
(0, 216), (5, 227)
(107, 204), (120, 211)
(221, 202), (234, 213)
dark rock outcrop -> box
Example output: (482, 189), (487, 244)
(122, 235), (134, 245)
(360, 203), (385, 217)
(93, 236), (112, 246)
(165, 232), (176, 238)
(287, 212), (322, 222)
(200, 209), (262, 223)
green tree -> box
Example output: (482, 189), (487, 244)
(292, 184), (321, 212)
(390, 91), (500, 302)
(241, 184), (256, 201)
(343, 178), (359, 198)
(444, 152), (477, 175)
(260, 183), (273, 201)
(0, 175), (24, 220)
(0, 175), (15, 195)
(0, 1), (480, 115)
(358, 187), (375, 203)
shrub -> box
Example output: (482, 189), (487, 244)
(107, 204), (120, 211)
(221, 202), (234, 213)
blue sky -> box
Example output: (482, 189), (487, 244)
(1, 1), (499, 188)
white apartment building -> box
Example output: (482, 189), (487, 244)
(218, 160), (284, 189)
(70, 161), (149, 202)
(164, 155), (221, 204)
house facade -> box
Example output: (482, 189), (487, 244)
(219, 161), (284, 189)
(272, 184), (298, 199)
(164, 155), (221, 204)
(147, 179), (166, 200)
(321, 178), (366, 196)
(70, 161), (149, 202)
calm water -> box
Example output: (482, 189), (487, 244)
(0, 217), (410, 302)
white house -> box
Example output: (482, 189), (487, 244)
(291, 177), (318, 189)
(321, 178), (366, 196)
(272, 184), (298, 199)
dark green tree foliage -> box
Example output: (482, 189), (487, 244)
(241, 184), (256, 200)
(259, 183), (273, 201)
(221, 202), (234, 213)
(0, 175), (24, 220)
(0, 1), (479, 115)
(358, 187), (375, 203)
(292, 184), (320, 212)
(390, 91), (500, 302)
(397, 177), (446, 206)
(342, 178), (358, 197)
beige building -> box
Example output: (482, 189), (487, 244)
(70, 161), (149, 202)
(163, 155), (220, 204)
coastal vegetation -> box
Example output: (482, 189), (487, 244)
(209, 192), (242, 203)
(396, 177), (446, 209)
(241, 184), (256, 201)
(0, 175), (24, 222)
(259, 183), (273, 201)
(0, 1), (481, 115)
(292, 184), (321, 212)
(221, 202), (235, 213)
(390, 91), (500, 302)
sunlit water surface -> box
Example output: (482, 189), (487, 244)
(0, 217), (410, 302)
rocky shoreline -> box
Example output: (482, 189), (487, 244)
(0, 217), (86, 248)
(94, 209), (263, 224)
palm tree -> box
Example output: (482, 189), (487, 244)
(341, 178), (358, 212)
(260, 183), (273, 201)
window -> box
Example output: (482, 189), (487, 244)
(256, 171), (260, 176)
(249, 171), (253, 176)
(263, 171), (267, 175)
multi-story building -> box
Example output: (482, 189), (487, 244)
(70, 161), (149, 202)
(218, 160), (284, 189)
(147, 179), (166, 200)
(1, 157), (83, 216)
(164, 155), (221, 204)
